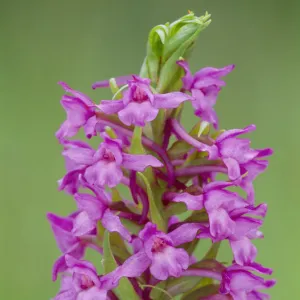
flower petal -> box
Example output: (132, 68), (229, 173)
(98, 100), (124, 114)
(47, 213), (78, 253)
(216, 125), (256, 143)
(102, 251), (151, 289)
(58, 170), (82, 195)
(150, 246), (189, 280)
(220, 138), (258, 164)
(230, 237), (257, 265)
(240, 160), (269, 204)
(56, 120), (80, 141)
(223, 158), (240, 181)
(172, 192), (204, 211)
(58, 82), (93, 106)
(205, 189), (244, 212)
(118, 101), (159, 126)
(191, 88), (219, 129)
(52, 244), (85, 281)
(231, 217), (263, 240)
(54, 288), (77, 300)
(122, 153), (163, 171)
(194, 65), (235, 80)
(84, 115), (98, 139)
(209, 208), (235, 239)
(243, 262), (273, 275)
(154, 92), (190, 109)
(74, 193), (106, 220)
(168, 223), (202, 246)
(62, 147), (95, 166)
(77, 286), (107, 300)
(229, 270), (276, 292)
(101, 209), (132, 242)
(176, 60), (194, 90)
(85, 161), (123, 188)
(65, 255), (100, 286)
(72, 211), (95, 237)
(204, 181), (234, 192)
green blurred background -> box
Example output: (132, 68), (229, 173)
(1, 0), (298, 298)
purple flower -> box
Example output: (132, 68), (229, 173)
(47, 213), (90, 281)
(177, 60), (234, 129)
(56, 82), (97, 140)
(239, 159), (269, 204)
(214, 125), (273, 182)
(73, 187), (131, 242)
(59, 134), (163, 190)
(104, 223), (193, 283)
(98, 75), (190, 126)
(58, 140), (92, 195)
(172, 181), (246, 239)
(219, 264), (276, 299)
(197, 203), (267, 266)
(53, 255), (109, 300)
(172, 181), (268, 266)
(227, 204), (267, 266)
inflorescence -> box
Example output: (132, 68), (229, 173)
(48, 11), (275, 300)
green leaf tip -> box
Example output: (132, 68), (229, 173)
(140, 11), (212, 92)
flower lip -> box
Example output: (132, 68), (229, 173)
(132, 86), (150, 103)
(80, 274), (95, 290)
(151, 237), (168, 253)
(101, 149), (116, 162)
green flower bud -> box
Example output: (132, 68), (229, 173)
(140, 11), (211, 93)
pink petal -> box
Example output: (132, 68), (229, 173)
(176, 60), (194, 90)
(74, 193), (105, 220)
(122, 153), (163, 171)
(194, 65), (235, 79)
(102, 209), (132, 242)
(77, 287), (107, 300)
(98, 100), (124, 114)
(54, 288), (77, 300)
(85, 161), (123, 188)
(62, 147), (95, 166)
(230, 237), (257, 265)
(154, 92), (190, 109)
(150, 246), (189, 280)
(72, 211), (95, 237)
(193, 77), (226, 89)
(102, 251), (151, 288)
(231, 217), (263, 240)
(216, 125), (256, 143)
(65, 255), (100, 286)
(58, 82), (93, 106)
(52, 244), (85, 281)
(56, 120), (81, 140)
(168, 223), (203, 246)
(205, 189), (243, 212)
(230, 271), (275, 292)
(204, 181), (234, 192)
(118, 101), (159, 126)
(84, 115), (98, 139)
(209, 208), (235, 239)
(223, 158), (240, 180)
(172, 192), (204, 210)
(47, 213), (77, 253)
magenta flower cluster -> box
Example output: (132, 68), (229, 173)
(48, 13), (275, 300)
